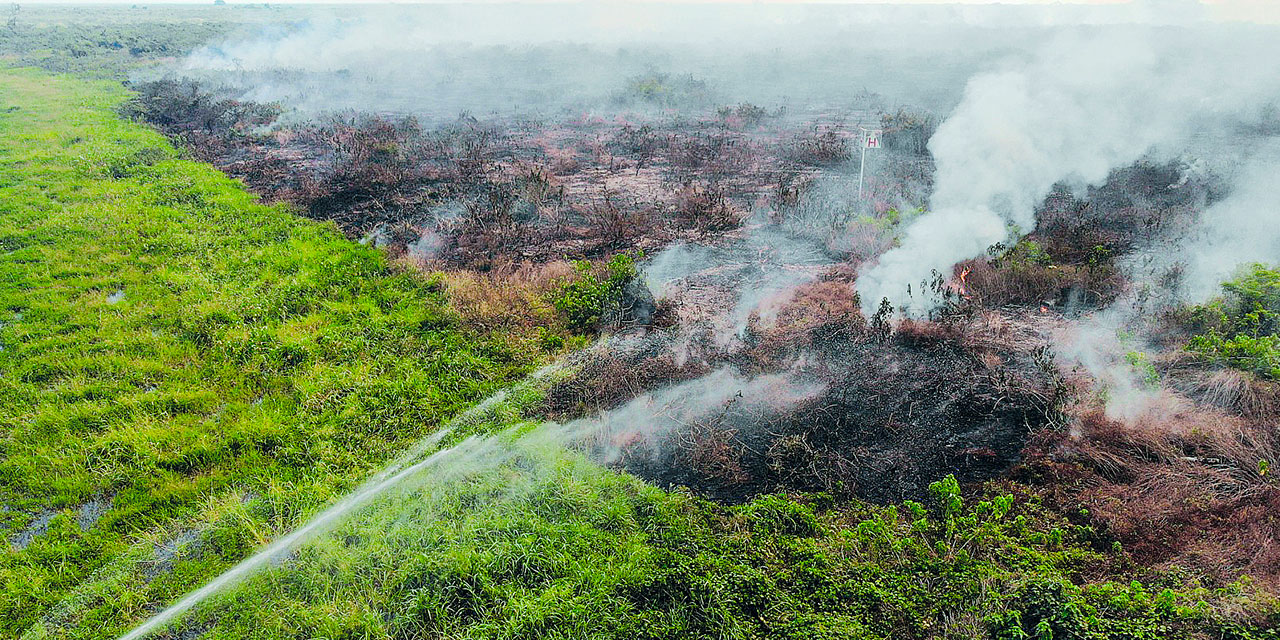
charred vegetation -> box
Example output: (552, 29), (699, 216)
(121, 69), (1279, 616)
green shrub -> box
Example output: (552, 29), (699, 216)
(744, 494), (824, 537)
(988, 239), (1053, 270)
(550, 252), (639, 333)
(1187, 264), (1280, 379)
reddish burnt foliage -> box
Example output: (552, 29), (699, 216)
(960, 160), (1220, 312)
(746, 279), (865, 362)
(1025, 402), (1280, 588)
(130, 80), (887, 272)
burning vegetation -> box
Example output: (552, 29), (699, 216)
(10, 7), (1280, 638)
(118, 73), (1280, 604)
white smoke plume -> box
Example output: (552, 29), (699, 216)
(1179, 140), (1280, 301)
(857, 27), (1280, 316)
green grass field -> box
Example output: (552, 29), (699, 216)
(1, 69), (1277, 640)
(0, 68), (548, 637)
(0, 4), (291, 78)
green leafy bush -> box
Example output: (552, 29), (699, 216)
(1187, 264), (1280, 379)
(550, 252), (640, 333)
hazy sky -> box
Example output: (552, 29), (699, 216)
(14, 0), (1279, 25)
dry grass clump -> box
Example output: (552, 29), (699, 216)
(1158, 352), (1280, 424)
(747, 279), (866, 358)
(1030, 399), (1280, 588)
(958, 309), (1062, 356)
(430, 261), (576, 334)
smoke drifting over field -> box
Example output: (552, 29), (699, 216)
(859, 27), (1280, 315)
(176, 4), (1212, 121)
(165, 4), (1280, 313)
(1181, 142), (1280, 300)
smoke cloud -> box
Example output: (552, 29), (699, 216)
(1179, 140), (1280, 301)
(857, 27), (1280, 316)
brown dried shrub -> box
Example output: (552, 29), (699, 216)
(1030, 401), (1280, 588)
(539, 348), (711, 421)
(676, 419), (749, 487)
(582, 186), (651, 250)
(765, 433), (858, 498)
(959, 252), (1125, 310)
(673, 183), (744, 237)
(435, 261), (575, 334)
(785, 125), (851, 167)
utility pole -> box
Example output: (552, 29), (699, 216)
(858, 126), (882, 200)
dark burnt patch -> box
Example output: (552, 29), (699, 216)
(622, 322), (1059, 504)
(539, 274), (1061, 506)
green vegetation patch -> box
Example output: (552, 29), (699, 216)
(0, 4), (289, 78)
(1187, 264), (1280, 379)
(550, 252), (640, 333)
(0, 68), (544, 636)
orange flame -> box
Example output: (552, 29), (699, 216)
(955, 267), (971, 298)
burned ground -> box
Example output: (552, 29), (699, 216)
(627, 326), (1060, 504)
(123, 73), (1280, 608)
(126, 79), (929, 272)
(540, 275), (1063, 505)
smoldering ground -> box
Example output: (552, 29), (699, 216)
(858, 26), (1280, 317)
(104, 3), (1280, 637)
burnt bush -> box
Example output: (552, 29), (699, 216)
(1036, 160), (1217, 265)
(784, 126), (851, 167)
(441, 184), (526, 271)
(303, 114), (437, 220)
(609, 124), (660, 173)
(539, 339), (712, 420)
(673, 183), (743, 237)
(880, 108), (938, 156)
(716, 103), (774, 128)
(962, 160), (1219, 312)
(664, 130), (746, 183)
(126, 79), (266, 132)
(426, 116), (509, 190)
(581, 186), (651, 251)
